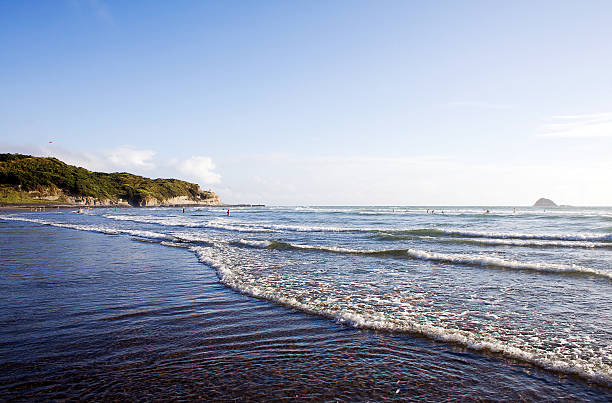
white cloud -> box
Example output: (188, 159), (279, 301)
(539, 112), (612, 138)
(176, 156), (221, 185)
(104, 147), (156, 170)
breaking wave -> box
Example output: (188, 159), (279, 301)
(0, 215), (222, 246)
(103, 214), (612, 243)
(4, 215), (609, 281)
(384, 228), (612, 242)
(192, 244), (612, 387)
(237, 239), (612, 280)
(5, 212), (612, 387)
(376, 233), (612, 249)
(0, 215), (173, 241)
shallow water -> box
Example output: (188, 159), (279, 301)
(1, 206), (611, 400)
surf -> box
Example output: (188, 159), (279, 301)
(191, 243), (612, 387)
(236, 239), (612, 280)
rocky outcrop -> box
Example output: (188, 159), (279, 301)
(533, 198), (557, 207)
(65, 196), (131, 206)
(18, 188), (223, 207)
(139, 194), (223, 207)
(23, 188), (138, 206)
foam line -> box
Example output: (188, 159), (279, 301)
(0, 215), (173, 241)
(191, 245), (612, 387)
(103, 214), (612, 242)
(238, 239), (612, 280)
(389, 228), (612, 242)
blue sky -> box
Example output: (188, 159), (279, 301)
(1, 1), (611, 205)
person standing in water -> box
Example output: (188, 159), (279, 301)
(227, 209), (230, 216)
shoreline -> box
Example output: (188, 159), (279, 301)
(0, 203), (265, 212)
(1, 217), (608, 400)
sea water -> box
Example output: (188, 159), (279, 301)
(1, 206), (611, 400)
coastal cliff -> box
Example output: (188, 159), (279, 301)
(0, 153), (223, 207)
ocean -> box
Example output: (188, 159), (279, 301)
(1, 206), (611, 400)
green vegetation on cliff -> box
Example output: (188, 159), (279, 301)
(0, 153), (218, 206)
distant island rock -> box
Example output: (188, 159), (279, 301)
(0, 153), (223, 207)
(533, 198), (557, 207)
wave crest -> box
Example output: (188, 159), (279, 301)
(237, 239), (612, 280)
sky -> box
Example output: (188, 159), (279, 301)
(1, 0), (611, 205)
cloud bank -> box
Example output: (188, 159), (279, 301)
(105, 147), (157, 170)
(176, 156), (222, 185)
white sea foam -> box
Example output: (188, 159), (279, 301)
(425, 228), (612, 242)
(4, 213), (611, 385)
(239, 239), (612, 280)
(104, 214), (206, 228)
(103, 214), (612, 243)
(435, 237), (612, 249)
(1, 215), (235, 250)
(203, 219), (275, 232)
(190, 244), (612, 387)
(208, 219), (368, 233)
(110, 213), (361, 232)
(0, 215), (173, 241)
(401, 248), (611, 279)
(282, 206), (612, 220)
(104, 214), (277, 232)
(332, 311), (612, 386)
(238, 239), (272, 248)
(6, 214), (609, 280)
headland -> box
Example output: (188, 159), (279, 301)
(0, 153), (225, 208)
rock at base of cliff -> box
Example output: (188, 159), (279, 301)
(533, 198), (557, 207)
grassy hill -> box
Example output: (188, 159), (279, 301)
(0, 153), (220, 206)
